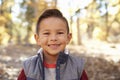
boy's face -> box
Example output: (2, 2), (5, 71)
(35, 17), (72, 56)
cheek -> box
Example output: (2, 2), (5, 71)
(40, 38), (47, 44)
(37, 37), (47, 46)
(59, 37), (68, 44)
(36, 39), (41, 45)
(63, 36), (71, 44)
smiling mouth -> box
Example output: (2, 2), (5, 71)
(48, 44), (60, 49)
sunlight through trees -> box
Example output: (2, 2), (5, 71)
(0, 0), (120, 45)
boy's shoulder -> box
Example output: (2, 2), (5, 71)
(23, 55), (39, 68)
(22, 55), (39, 75)
(62, 53), (85, 79)
(68, 53), (85, 67)
(23, 55), (38, 64)
(68, 53), (85, 62)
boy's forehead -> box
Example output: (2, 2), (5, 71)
(40, 17), (65, 24)
(39, 17), (67, 31)
(39, 26), (67, 32)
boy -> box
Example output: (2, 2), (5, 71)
(18, 9), (88, 80)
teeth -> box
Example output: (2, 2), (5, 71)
(48, 44), (59, 49)
(50, 44), (58, 46)
(48, 44), (59, 46)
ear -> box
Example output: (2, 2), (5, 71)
(67, 33), (72, 44)
(34, 34), (41, 45)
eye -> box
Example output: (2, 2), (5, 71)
(57, 32), (64, 34)
(43, 32), (50, 35)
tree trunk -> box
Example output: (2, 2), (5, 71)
(77, 18), (81, 45)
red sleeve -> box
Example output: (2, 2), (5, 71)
(80, 70), (88, 80)
(17, 69), (26, 80)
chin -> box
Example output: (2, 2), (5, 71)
(48, 51), (60, 55)
(47, 53), (59, 56)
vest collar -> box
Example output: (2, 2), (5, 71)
(37, 48), (69, 64)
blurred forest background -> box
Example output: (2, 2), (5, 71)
(0, 0), (120, 80)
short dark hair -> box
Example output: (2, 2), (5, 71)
(36, 9), (69, 34)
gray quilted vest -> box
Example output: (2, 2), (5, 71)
(23, 48), (85, 80)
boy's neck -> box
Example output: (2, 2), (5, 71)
(43, 53), (59, 64)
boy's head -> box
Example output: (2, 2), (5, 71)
(35, 9), (72, 56)
(36, 9), (69, 35)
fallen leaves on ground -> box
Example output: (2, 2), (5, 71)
(0, 42), (120, 80)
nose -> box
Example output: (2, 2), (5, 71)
(49, 34), (57, 41)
